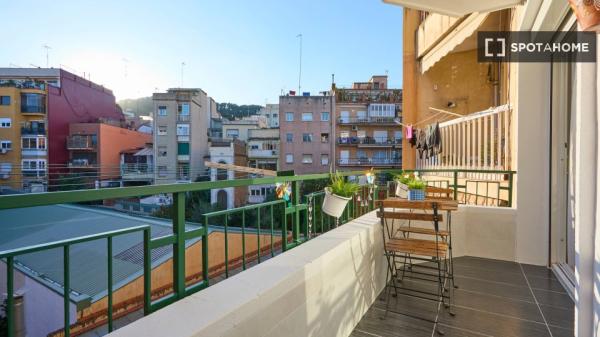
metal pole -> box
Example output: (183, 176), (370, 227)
(181, 62), (186, 88)
(296, 34), (302, 94)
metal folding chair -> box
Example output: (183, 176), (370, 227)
(378, 199), (455, 335)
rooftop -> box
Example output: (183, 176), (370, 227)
(0, 205), (203, 304)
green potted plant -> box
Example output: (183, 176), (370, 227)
(322, 171), (360, 218)
(407, 178), (426, 201)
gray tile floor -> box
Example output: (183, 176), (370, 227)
(352, 256), (574, 337)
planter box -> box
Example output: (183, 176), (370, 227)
(408, 189), (425, 201)
(323, 187), (352, 218)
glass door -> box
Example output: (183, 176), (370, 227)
(549, 22), (577, 293)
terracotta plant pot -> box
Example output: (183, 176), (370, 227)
(322, 187), (352, 218)
(570, 0), (600, 31)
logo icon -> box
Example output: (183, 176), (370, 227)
(484, 37), (506, 57)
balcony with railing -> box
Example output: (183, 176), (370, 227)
(248, 148), (278, 158)
(335, 88), (403, 104)
(0, 166), (575, 337)
(67, 135), (97, 150)
(337, 116), (400, 125)
(176, 114), (191, 122)
(121, 163), (154, 181)
(337, 137), (402, 147)
(68, 158), (97, 168)
(338, 157), (402, 166)
(20, 125), (46, 135)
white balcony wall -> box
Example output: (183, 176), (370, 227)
(107, 211), (387, 337)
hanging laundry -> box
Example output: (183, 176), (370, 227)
(416, 129), (428, 159)
(405, 125), (413, 140)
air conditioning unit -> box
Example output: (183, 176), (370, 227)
(0, 149), (7, 154)
(351, 125), (358, 131)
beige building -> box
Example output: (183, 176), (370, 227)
(153, 88), (209, 184)
(333, 75), (403, 170)
(257, 104), (279, 128)
(278, 94), (334, 174)
(222, 119), (266, 142)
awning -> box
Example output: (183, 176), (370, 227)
(134, 148), (153, 157)
(420, 12), (489, 73)
(382, 0), (522, 17)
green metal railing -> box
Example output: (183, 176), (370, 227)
(0, 168), (515, 336)
(0, 225), (150, 337)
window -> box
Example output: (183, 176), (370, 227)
(158, 146), (167, 157)
(0, 163), (12, 173)
(374, 130), (387, 143)
(321, 133), (329, 143)
(301, 112), (313, 121)
(285, 112), (294, 122)
(158, 165), (168, 177)
(20, 93), (45, 113)
(321, 154), (329, 166)
(302, 133), (313, 142)
(286, 133), (293, 143)
(356, 130), (366, 139)
(0, 141), (11, 150)
(22, 137), (46, 149)
(158, 126), (167, 136)
(394, 131), (402, 141)
(158, 106), (167, 116)
(285, 154), (293, 163)
(340, 111), (350, 123)
(357, 111), (367, 121)
(0, 118), (11, 128)
(250, 144), (259, 150)
(226, 129), (239, 139)
(178, 103), (190, 115)
(21, 159), (46, 170)
(302, 154), (313, 164)
(321, 112), (329, 121)
(177, 142), (190, 155)
(0, 96), (10, 105)
(273, 114), (278, 119)
(176, 124), (190, 136)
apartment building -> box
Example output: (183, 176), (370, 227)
(0, 68), (122, 192)
(0, 79), (48, 192)
(334, 76), (403, 170)
(153, 88), (209, 184)
(222, 119), (266, 142)
(67, 122), (151, 188)
(247, 128), (279, 203)
(208, 138), (248, 208)
(257, 104), (279, 128)
(279, 94), (334, 174)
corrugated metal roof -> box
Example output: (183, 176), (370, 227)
(0, 205), (201, 303)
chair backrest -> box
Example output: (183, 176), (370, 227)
(377, 199), (458, 211)
(378, 200), (442, 235)
(425, 186), (454, 200)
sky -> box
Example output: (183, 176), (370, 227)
(2, 0), (403, 104)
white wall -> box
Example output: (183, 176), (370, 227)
(107, 211), (387, 337)
(513, 62), (552, 266)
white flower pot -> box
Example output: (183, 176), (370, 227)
(395, 182), (409, 198)
(322, 187), (352, 218)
